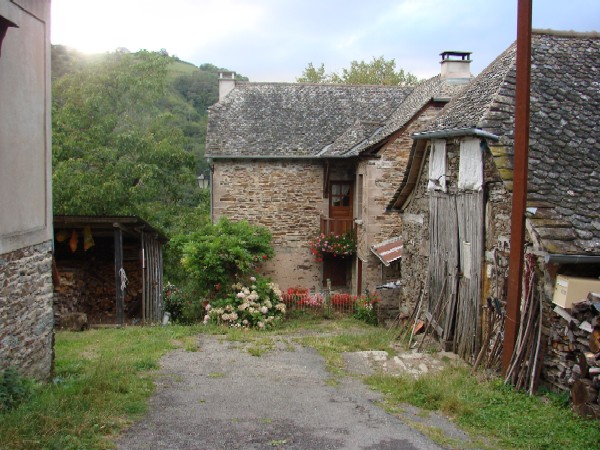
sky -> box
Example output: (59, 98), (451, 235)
(51, 0), (600, 82)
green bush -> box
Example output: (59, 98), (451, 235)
(0, 368), (32, 413)
(163, 283), (206, 324)
(174, 218), (274, 296)
(352, 292), (380, 326)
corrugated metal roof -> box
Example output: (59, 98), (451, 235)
(371, 237), (403, 266)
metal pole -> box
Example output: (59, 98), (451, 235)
(502, 0), (532, 374)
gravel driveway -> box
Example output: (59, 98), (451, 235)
(116, 333), (453, 450)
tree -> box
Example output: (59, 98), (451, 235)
(297, 56), (419, 86)
(52, 50), (199, 235)
(296, 62), (331, 83)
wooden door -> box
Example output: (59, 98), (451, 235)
(329, 181), (353, 235)
(428, 191), (483, 358)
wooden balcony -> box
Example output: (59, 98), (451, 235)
(320, 217), (356, 237)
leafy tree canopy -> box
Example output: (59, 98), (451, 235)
(297, 56), (419, 86)
(52, 49), (206, 236)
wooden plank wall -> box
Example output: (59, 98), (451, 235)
(455, 192), (484, 361)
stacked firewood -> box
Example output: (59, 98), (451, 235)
(54, 261), (142, 323)
(546, 292), (600, 419)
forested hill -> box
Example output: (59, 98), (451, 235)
(51, 45), (246, 237)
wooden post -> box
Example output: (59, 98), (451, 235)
(503, 0), (532, 374)
(141, 230), (146, 324)
(114, 226), (124, 326)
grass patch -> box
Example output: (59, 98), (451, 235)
(0, 325), (203, 450)
(5, 317), (598, 449)
(297, 325), (395, 376)
(366, 367), (600, 450)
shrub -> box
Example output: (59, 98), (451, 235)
(353, 291), (380, 326)
(174, 218), (274, 296)
(163, 283), (206, 324)
(163, 282), (187, 321)
(0, 367), (32, 413)
(204, 276), (285, 329)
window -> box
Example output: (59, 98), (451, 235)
(331, 182), (351, 207)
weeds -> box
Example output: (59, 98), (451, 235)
(366, 367), (600, 450)
(0, 325), (204, 450)
(0, 367), (33, 413)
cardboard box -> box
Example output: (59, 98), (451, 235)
(552, 275), (600, 309)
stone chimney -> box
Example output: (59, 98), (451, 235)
(218, 71), (236, 102)
(440, 51), (472, 81)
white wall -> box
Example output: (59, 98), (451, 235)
(0, 0), (52, 254)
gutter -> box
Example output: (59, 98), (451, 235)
(412, 128), (499, 141)
(205, 154), (355, 160)
(545, 254), (600, 265)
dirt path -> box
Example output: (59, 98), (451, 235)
(116, 333), (462, 450)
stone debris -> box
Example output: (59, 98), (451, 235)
(343, 349), (464, 378)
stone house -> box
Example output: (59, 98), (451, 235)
(390, 30), (600, 386)
(206, 56), (470, 312)
(0, 0), (54, 380)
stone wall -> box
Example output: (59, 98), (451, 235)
(0, 241), (54, 380)
(360, 104), (445, 296)
(212, 159), (330, 291)
(399, 139), (514, 318)
(399, 145), (432, 316)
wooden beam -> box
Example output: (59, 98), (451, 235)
(323, 160), (330, 199)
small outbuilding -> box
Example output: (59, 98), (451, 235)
(53, 215), (167, 326)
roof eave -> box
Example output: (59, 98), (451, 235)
(412, 128), (500, 141)
(206, 154), (357, 160)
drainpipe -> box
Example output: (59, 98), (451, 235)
(502, 0), (532, 375)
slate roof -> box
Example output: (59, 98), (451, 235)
(206, 74), (469, 159)
(206, 83), (412, 158)
(401, 30), (600, 256)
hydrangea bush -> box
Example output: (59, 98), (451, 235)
(204, 276), (286, 329)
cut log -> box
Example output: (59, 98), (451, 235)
(590, 329), (600, 353)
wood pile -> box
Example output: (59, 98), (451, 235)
(546, 292), (600, 419)
(54, 260), (142, 324)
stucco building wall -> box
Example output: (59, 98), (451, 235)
(0, 0), (54, 380)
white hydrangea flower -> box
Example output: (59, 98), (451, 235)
(260, 306), (268, 314)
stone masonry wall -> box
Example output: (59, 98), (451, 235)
(483, 143), (513, 303)
(0, 241), (54, 380)
(399, 139), (513, 316)
(399, 144), (433, 316)
(212, 159), (328, 291)
(361, 104), (445, 295)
